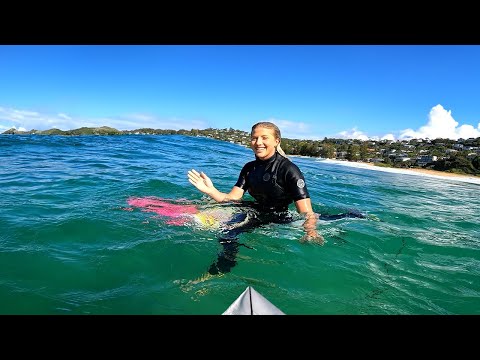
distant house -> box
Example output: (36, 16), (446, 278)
(417, 155), (438, 166)
(335, 151), (348, 159)
(394, 154), (411, 162)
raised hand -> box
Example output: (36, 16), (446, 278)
(187, 169), (214, 194)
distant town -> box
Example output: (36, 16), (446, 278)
(3, 126), (480, 176)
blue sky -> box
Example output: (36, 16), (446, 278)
(1, 45), (480, 141)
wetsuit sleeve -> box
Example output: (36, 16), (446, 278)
(284, 162), (310, 201)
(234, 163), (250, 190)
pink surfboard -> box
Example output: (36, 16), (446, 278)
(125, 196), (237, 228)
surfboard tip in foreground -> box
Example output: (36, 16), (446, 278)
(222, 286), (285, 315)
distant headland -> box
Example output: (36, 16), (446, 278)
(2, 126), (173, 136)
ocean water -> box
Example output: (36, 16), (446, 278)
(1, 134), (479, 315)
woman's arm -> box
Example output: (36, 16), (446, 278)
(294, 198), (324, 245)
(187, 169), (244, 202)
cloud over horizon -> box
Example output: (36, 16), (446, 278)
(0, 107), (209, 133)
(260, 118), (318, 140)
(336, 104), (480, 141)
(1, 104), (479, 141)
(398, 104), (480, 140)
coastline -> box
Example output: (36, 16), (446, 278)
(317, 158), (480, 185)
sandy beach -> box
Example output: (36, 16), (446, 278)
(318, 158), (480, 185)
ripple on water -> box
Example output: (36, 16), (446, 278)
(1, 135), (479, 314)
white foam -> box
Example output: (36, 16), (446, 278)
(317, 158), (480, 185)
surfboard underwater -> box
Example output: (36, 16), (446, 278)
(223, 286), (285, 315)
(125, 196), (238, 228)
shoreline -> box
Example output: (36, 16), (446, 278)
(316, 158), (480, 185)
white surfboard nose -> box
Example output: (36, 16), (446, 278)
(222, 286), (285, 315)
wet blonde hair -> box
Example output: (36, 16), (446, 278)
(251, 121), (289, 160)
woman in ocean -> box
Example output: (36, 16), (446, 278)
(187, 121), (324, 275)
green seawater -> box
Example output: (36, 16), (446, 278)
(0, 134), (479, 314)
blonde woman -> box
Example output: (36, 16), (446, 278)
(188, 121), (323, 274)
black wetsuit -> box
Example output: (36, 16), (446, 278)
(208, 152), (311, 275)
(207, 151), (366, 275)
(235, 151), (311, 211)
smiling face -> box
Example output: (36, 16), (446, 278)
(250, 126), (280, 160)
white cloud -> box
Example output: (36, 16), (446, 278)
(0, 107), (73, 131)
(58, 113), (72, 120)
(457, 124), (480, 139)
(0, 124), (27, 132)
(0, 106), (209, 132)
(381, 133), (395, 141)
(398, 104), (480, 140)
(2, 104), (479, 142)
(334, 104), (480, 141)
(261, 117), (321, 140)
(337, 127), (370, 141)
